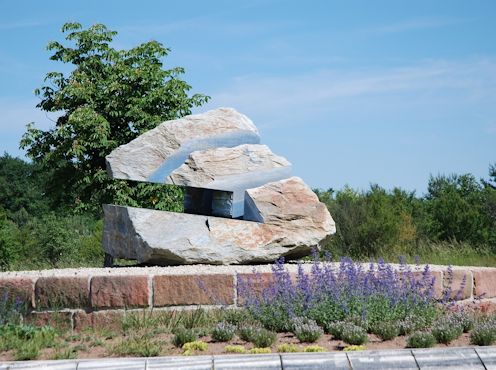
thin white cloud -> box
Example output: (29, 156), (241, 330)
(0, 20), (45, 30)
(207, 57), (496, 127)
(363, 16), (471, 34)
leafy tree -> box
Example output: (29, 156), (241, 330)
(20, 22), (209, 214)
(0, 153), (49, 221)
(426, 174), (494, 245)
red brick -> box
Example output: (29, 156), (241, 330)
(73, 310), (124, 332)
(90, 276), (149, 309)
(35, 276), (89, 310)
(0, 278), (34, 309)
(237, 272), (275, 306)
(153, 274), (234, 306)
(24, 311), (72, 330)
(473, 269), (496, 298)
(443, 269), (472, 300)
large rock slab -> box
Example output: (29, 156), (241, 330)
(103, 178), (335, 265)
(168, 144), (292, 217)
(244, 177), (336, 243)
(106, 108), (260, 182)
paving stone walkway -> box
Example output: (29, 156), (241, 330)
(1, 347), (496, 369)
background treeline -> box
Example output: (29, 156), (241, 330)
(1, 152), (495, 271)
(316, 165), (496, 266)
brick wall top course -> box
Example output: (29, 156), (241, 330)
(1, 263), (495, 279)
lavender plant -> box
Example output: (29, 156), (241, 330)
(238, 255), (443, 333)
(291, 317), (323, 343)
(370, 321), (400, 341)
(212, 322), (236, 342)
(326, 321), (348, 340)
(0, 292), (27, 326)
(470, 320), (496, 346)
(340, 323), (368, 345)
(451, 310), (475, 333)
(406, 332), (436, 348)
(431, 315), (463, 344)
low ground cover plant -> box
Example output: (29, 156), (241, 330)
(470, 320), (496, 346)
(431, 316), (464, 344)
(291, 317), (324, 343)
(407, 332), (437, 348)
(212, 322), (236, 342)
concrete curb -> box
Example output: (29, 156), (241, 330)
(2, 346), (496, 369)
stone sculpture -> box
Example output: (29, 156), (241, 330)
(103, 108), (335, 265)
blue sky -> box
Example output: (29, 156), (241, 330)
(0, 0), (495, 194)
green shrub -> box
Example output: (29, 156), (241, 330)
(291, 317), (323, 343)
(452, 311), (475, 333)
(238, 324), (260, 342)
(212, 322), (236, 342)
(431, 316), (463, 344)
(407, 332), (436, 348)
(250, 328), (277, 348)
(182, 340), (208, 352)
(371, 321), (400, 341)
(172, 328), (198, 348)
(340, 324), (368, 345)
(470, 322), (496, 346)
(326, 321), (347, 339)
(399, 315), (429, 335)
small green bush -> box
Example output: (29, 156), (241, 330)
(431, 316), (463, 344)
(224, 345), (247, 354)
(371, 321), (400, 341)
(277, 343), (298, 353)
(451, 311), (475, 333)
(304, 345), (325, 352)
(212, 322), (236, 342)
(470, 322), (496, 346)
(250, 347), (271, 354)
(407, 332), (436, 348)
(291, 317), (323, 343)
(238, 324), (260, 342)
(399, 315), (429, 335)
(250, 328), (277, 348)
(340, 324), (368, 345)
(182, 340), (208, 352)
(172, 328), (198, 348)
(326, 321), (347, 340)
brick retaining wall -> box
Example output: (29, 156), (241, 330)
(1, 264), (496, 331)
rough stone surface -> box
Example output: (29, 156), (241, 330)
(24, 312), (73, 330)
(244, 177), (336, 241)
(35, 276), (89, 309)
(443, 270), (473, 300)
(103, 177), (334, 265)
(167, 144), (291, 189)
(473, 269), (496, 298)
(73, 310), (124, 331)
(168, 144), (292, 218)
(90, 276), (149, 308)
(153, 274), (234, 306)
(106, 108), (260, 182)
(0, 278), (33, 309)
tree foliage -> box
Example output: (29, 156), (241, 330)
(20, 22), (209, 213)
(318, 164), (496, 258)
